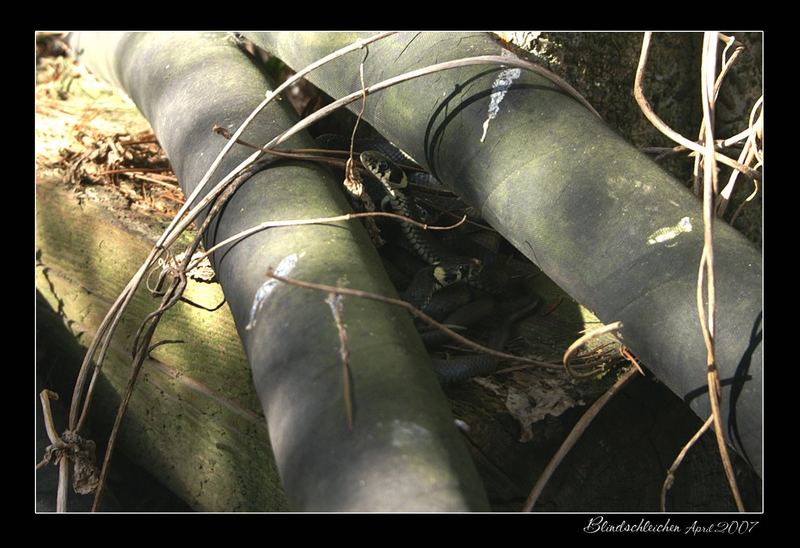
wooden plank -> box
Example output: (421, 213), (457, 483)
(36, 176), (288, 511)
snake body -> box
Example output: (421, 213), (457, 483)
(359, 148), (543, 383)
(401, 257), (482, 311)
(320, 135), (541, 384)
(431, 296), (541, 385)
(360, 149), (489, 312)
(360, 150), (450, 266)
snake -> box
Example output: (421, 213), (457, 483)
(359, 148), (492, 307)
(364, 150), (527, 299)
(401, 256), (483, 311)
(319, 135), (541, 384)
(430, 296), (542, 385)
(358, 146), (544, 384)
(359, 149), (453, 266)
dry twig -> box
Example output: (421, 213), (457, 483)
(634, 32), (760, 184)
(634, 31), (752, 511)
(188, 212), (466, 271)
(523, 348), (640, 512)
(265, 270), (563, 370)
(696, 31), (745, 511)
(326, 294), (354, 430)
(345, 45), (370, 195)
(719, 96), (763, 219)
(39, 390), (69, 513)
(661, 415), (714, 511)
(692, 34), (745, 198)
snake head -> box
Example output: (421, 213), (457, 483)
(360, 150), (408, 190)
(433, 257), (483, 287)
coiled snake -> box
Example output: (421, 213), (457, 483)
(357, 145), (540, 384)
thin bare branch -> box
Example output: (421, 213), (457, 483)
(265, 269), (562, 370)
(729, 177), (760, 227)
(718, 97), (763, 216)
(720, 127), (755, 149)
(698, 32), (745, 512)
(69, 256), (152, 431)
(40, 390), (66, 449)
(57, 456), (69, 513)
(326, 293), (353, 431)
(523, 365), (640, 511)
(661, 415), (714, 511)
(714, 37), (744, 101)
(96, 167), (172, 176)
(38, 390), (69, 512)
(634, 32), (761, 183)
(189, 212), (466, 270)
(92, 308), (162, 511)
(131, 173), (183, 191)
(716, 140), (757, 217)
(349, 45), (369, 167)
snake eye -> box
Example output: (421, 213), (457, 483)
(454, 258), (481, 279)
